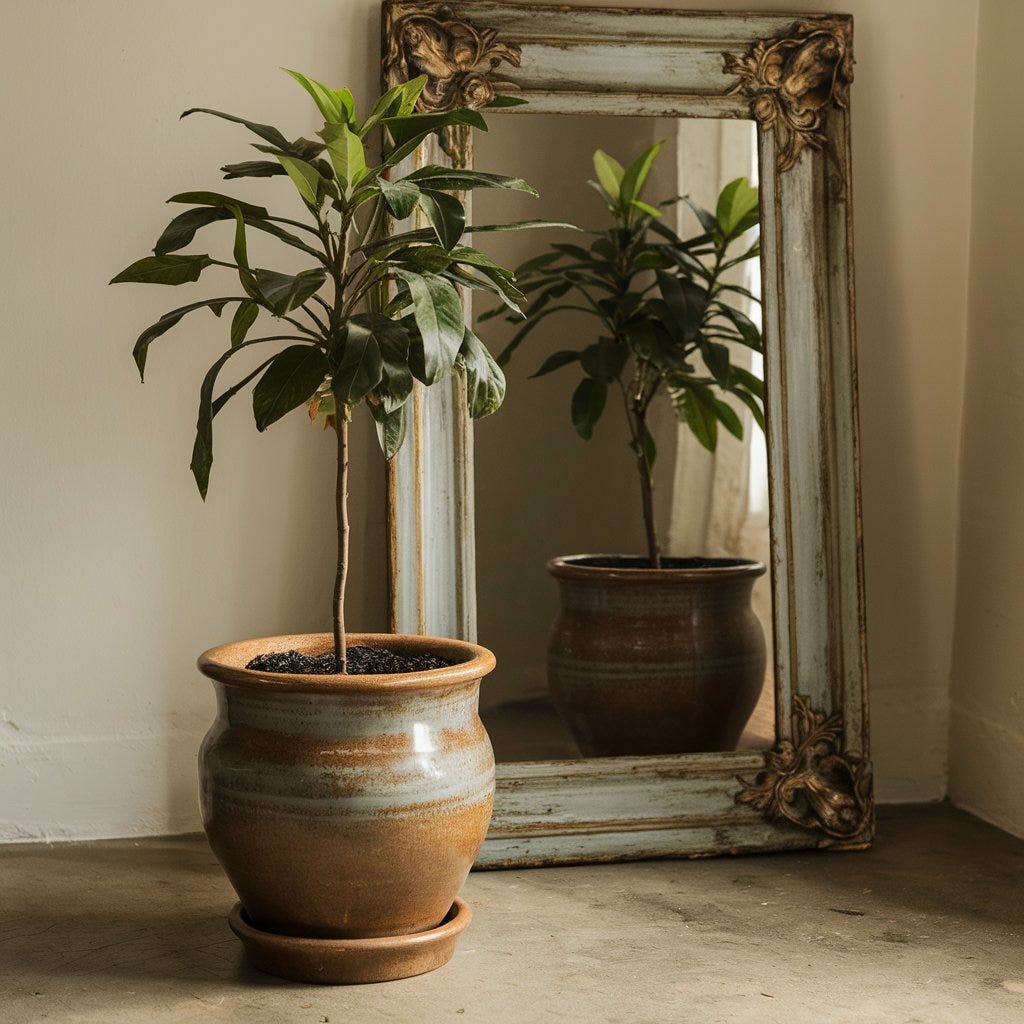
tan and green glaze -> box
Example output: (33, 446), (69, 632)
(197, 633), (495, 941)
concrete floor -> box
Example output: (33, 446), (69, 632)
(1, 804), (1022, 1024)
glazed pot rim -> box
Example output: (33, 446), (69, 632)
(546, 553), (767, 582)
(197, 632), (496, 694)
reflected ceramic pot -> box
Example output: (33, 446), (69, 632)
(547, 556), (766, 756)
(197, 632), (495, 940)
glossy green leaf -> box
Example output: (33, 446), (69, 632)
(716, 177), (760, 240)
(190, 337), (283, 498)
(530, 349), (579, 378)
(221, 160), (287, 179)
(484, 94), (529, 108)
(153, 208), (225, 255)
(252, 344), (329, 431)
(379, 177), (421, 219)
(383, 108), (487, 147)
(110, 254), (213, 286)
(252, 268), (327, 315)
(730, 363), (764, 400)
(394, 270), (464, 384)
(331, 319), (386, 405)
(370, 400), (408, 459)
(274, 154), (324, 206)
(580, 338), (627, 382)
(167, 192), (269, 218)
(593, 150), (624, 201)
(703, 340), (731, 385)
(656, 271), (706, 343)
(716, 304), (762, 349)
(418, 189), (465, 250)
(458, 327), (506, 418)
(319, 122), (367, 189)
(404, 166), (537, 196)
(619, 142), (662, 206)
(714, 395), (744, 439)
(180, 108), (290, 150)
(571, 378), (607, 440)
(131, 298), (234, 378)
(643, 427), (657, 472)
(283, 69), (355, 125)
(230, 300), (259, 346)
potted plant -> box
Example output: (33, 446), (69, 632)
(491, 144), (767, 757)
(112, 70), (552, 983)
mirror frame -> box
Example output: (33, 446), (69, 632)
(381, 0), (871, 867)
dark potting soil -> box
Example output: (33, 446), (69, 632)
(246, 646), (452, 676)
(577, 555), (756, 570)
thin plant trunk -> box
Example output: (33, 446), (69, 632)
(333, 415), (350, 673)
(630, 402), (662, 570)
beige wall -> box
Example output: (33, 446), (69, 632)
(949, 0), (1024, 838)
(0, 0), (388, 840)
(0, 0), (990, 839)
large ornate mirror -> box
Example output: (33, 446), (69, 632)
(381, 1), (870, 866)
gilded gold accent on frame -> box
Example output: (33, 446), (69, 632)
(736, 694), (873, 841)
(382, 2), (522, 113)
(723, 18), (854, 172)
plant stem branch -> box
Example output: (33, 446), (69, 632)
(333, 414), (350, 673)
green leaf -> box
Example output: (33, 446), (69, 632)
(530, 350), (579, 378)
(252, 268), (326, 315)
(180, 108), (290, 150)
(714, 396), (744, 439)
(221, 160), (287, 180)
(643, 427), (657, 472)
(630, 198), (663, 219)
(167, 192), (269, 218)
(274, 154), (325, 206)
(656, 271), (706, 343)
(383, 108), (487, 148)
(230, 300), (259, 346)
(252, 344), (329, 431)
(370, 401), (408, 459)
(379, 177), (421, 219)
(458, 327), (506, 418)
(703, 340), (731, 386)
(716, 177), (760, 240)
(319, 122), (367, 190)
(731, 385), (766, 432)
(716, 304), (762, 349)
(131, 298), (234, 378)
(111, 254), (213, 286)
(331, 319), (385, 405)
(190, 337), (284, 498)
(625, 320), (678, 371)
(363, 76), (428, 132)
(580, 338), (627, 382)
(680, 196), (718, 235)
(404, 166), (537, 196)
(730, 363), (764, 400)
(619, 142), (662, 206)
(484, 94), (529, 108)
(418, 189), (466, 250)
(571, 378), (607, 440)
(673, 386), (717, 451)
(154, 208), (225, 255)
(394, 270), (464, 384)
(283, 68), (354, 125)
(593, 150), (625, 201)
(369, 316), (414, 411)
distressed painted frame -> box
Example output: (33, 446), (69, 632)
(381, 1), (871, 866)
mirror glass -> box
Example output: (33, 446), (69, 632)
(471, 113), (776, 762)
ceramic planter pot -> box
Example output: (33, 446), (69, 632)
(547, 556), (766, 757)
(197, 632), (495, 982)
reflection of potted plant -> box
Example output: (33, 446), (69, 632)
(491, 144), (766, 756)
(112, 71), (548, 983)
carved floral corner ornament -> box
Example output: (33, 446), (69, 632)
(723, 17), (854, 172)
(382, 2), (522, 113)
(736, 694), (873, 843)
